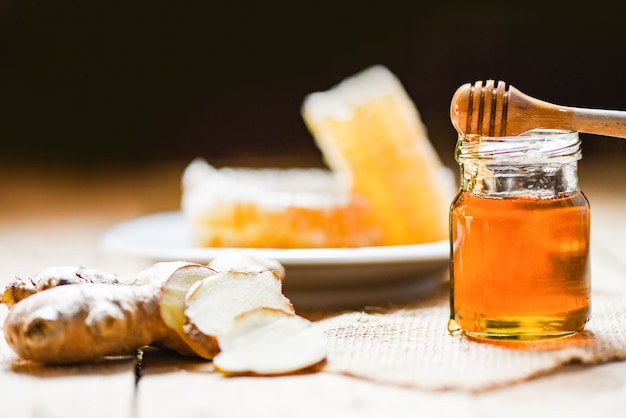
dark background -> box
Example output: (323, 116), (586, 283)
(2, 0), (626, 169)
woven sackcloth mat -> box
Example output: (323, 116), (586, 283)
(316, 290), (626, 392)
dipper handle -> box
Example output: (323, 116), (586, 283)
(450, 80), (626, 138)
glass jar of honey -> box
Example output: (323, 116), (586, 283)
(448, 129), (591, 340)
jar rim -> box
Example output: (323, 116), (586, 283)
(456, 129), (582, 165)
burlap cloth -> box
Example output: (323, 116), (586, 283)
(315, 287), (626, 392)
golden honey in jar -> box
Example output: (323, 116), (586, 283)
(448, 129), (591, 340)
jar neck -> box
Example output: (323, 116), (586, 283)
(459, 162), (580, 197)
(456, 130), (582, 198)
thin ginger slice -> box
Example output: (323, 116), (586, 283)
(158, 263), (217, 357)
(213, 307), (328, 376)
(183, 270), (294, 358)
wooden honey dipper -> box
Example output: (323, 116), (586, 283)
(450, 80), (626, 138)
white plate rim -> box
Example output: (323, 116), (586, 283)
(100, 211), (450, 266)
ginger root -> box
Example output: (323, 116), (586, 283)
(1, 253), (328, 375)
(4, 283), (168, 363)
(3, 261), (212, 363)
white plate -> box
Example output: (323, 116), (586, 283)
(101, 212), (450, 307)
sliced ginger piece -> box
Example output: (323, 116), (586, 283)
(160, 252), (289, 359)
(302, 65), (456, 245)
(213, 307), (328, 376)
(183, 270), (294, 359)
(158, 263), (217, 357)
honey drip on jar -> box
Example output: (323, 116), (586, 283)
(449, 191), (591, 340)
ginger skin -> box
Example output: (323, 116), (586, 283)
(1, 265), (150, 309)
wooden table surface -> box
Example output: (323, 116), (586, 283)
(1, 152), (625, 418)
